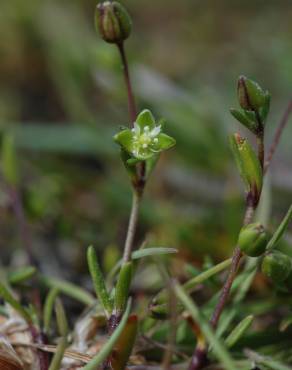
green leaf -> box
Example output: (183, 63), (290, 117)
(225, 315), (254, 348)
(43, 288), (59, 334)
(87, 246), (113, 316)
(8, 266), (37, 285)
(132, 247), (178, 260)
(111, 315), (138, 370)
(40, 276), (95, 306)
(266, 205), (292, 251)
(230, 108), (257, 134)
(0, 282), (31, 323)
(157, 133), (176, 151)
(115, 262), (133, 313)
(83, 300), (132, 370)
(174, 283), (236, 370)
(55, 298), (69, 337)
(136, 109), (156, 129)
(48, 337), (67, 370)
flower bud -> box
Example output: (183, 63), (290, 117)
(95, 1), (132, 44)
(230, 133), (262, 204)
(237, 76), (266, 111)
(238, 223), (268, 257)
(262, 251), (292, 283)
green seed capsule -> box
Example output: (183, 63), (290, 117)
(237, 76), (266, 111)
(95, 1), (132, 44)
(261, 251), (292, 283)
(238, 223), (268, 257)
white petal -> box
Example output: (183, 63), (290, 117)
(133, 122), (140, 135)
(150, 125), (161, 137)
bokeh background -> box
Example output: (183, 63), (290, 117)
(1, 0), (292, 282)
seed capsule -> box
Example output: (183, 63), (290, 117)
(238, 223), (268, 257)
(261, 251), (292, 283)
(95, 1), (132, 44)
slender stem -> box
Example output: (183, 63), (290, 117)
(210, 200), (254, 330)
(117, 42), (137, 125)
(264, 100), (292, 173)
(122, 191), (141, 264)
(189, 199), (255, 370)
(255, 110), (265, 170)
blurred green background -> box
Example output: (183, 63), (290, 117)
(0, 0), (291, 278)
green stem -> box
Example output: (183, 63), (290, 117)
(117, 42), (137, 125)
(122, 191), (141, 264)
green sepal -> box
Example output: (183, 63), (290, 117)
(114, 129), (133, 153)
(237, 76), (266, 111)
(136, 109), (156, 130)
(115, 262), (133, 313)
(87, 246), (113, 316)
(157, 133), (176, 151)
(230, 133), (263, 202)
(230, 108), (258, 134)
(1, 133), (19, 186)
(262, 251), (292, 283)
(259, 91), (271, 123)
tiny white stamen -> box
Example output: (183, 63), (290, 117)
(144, 126), (150, 131)
(153, 138), (158, 143)
(142, 144), (148, 148)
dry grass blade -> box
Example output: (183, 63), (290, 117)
(0, 336), (24, 370)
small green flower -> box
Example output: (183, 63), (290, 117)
(114, 109), (175, 161)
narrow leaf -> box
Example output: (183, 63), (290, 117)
(83, 300), (132, 370)
(266, 205), (292, 251)
(0, 283), (31, 323)
(43, 288), (59, 334)
(225, 315), (254, 348)
(87, 246), (113, 316)
(111, 315), (138, 370)
(174, 283), (236, 370)
(40, 276), (95, 306)
(115, 262), (133, 313)
(132, 247), (177, 260)
(8, 266), (37, 285)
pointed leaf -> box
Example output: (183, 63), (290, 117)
(266, 205), (292, 251)
(87, 246), (113, 316)
(225, 315), (254, 348)
(114, 129), (133, 154)
(83, 300), (132, 370)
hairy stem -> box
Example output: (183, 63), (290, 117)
(117, 42), (137, 125)
(264, 100), (292, 173)
(122, 191), (141, 264)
